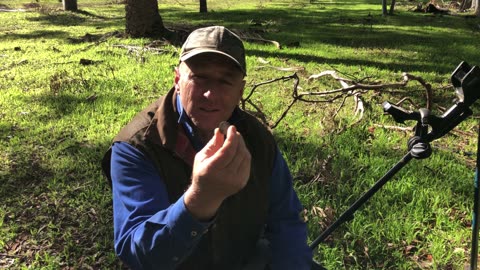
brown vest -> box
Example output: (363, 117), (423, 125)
(102, 88), (276, 269)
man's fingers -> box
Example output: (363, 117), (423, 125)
(208, 125), (240, 166)
(224, 132), (251, 173)
(199, 128), (224, 159)
(202, 125), (251, 175)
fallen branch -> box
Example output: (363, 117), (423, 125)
(403, 73), (433, 109)
(373, 124), (414, 132)
(242, 37), (282, 49)
(242, 69), (438, 130)
(0, 253), (20, 257)
(255, 65), (305, 72)
(0, 8), (25, 12)
(111, 44), (171, 54)
(0, 59), (28, 71)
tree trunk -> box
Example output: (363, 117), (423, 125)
(475, 0), (480, 16)
(125, 0), (167, 37)
(389, 0), (396, 15)
(382, 0), (388, 16)
(199, 0), (207, 13)
(63, 0), (77, 11)
(460, 0), (472, 11)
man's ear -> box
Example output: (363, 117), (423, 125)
(174, 66), (181, 93)
(239, 79), (246, 96)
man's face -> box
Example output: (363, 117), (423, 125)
(175, 53), (246, 135)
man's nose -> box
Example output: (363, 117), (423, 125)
(202, 82), (222, 98)
(203, 89), (212, 98)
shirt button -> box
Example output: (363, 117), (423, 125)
(191, 231), (198, 237)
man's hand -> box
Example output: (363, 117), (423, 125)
(184, 125), (251, 221)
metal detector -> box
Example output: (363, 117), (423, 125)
(310, 61), (480, 269)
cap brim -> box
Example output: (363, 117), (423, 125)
(180, 49), (246, 75)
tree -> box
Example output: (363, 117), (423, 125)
(200, 0), (207, 13)
(389, 0), (396, 15)
(382, 0), (395, 16)
(460, 0), (472, 11)
(63, 0), (77, 11)
(475, 0), (480, 16)
(125, 0), (168, 37)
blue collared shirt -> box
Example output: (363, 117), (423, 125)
(110, 98), (312, 269)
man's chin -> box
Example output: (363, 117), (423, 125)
(191, 118), (220, 132)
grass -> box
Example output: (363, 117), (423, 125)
(1, 0), (480, 268)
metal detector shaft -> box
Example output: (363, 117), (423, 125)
(310, 152), (414, 250)
(470, 123), (480, 269)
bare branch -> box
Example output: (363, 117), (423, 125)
(242, 69), (438, 130)
(402, 72), (433, 109)
(373, 124), (414, 132)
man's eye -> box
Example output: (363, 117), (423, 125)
(220, 79), (234, 86)
(191, 75), (208, 82)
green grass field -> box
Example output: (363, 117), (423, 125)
(1, 0), (480, 268)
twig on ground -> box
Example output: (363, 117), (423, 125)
(111, 44), (171, 54)
(255, 65), (305, 72)
(394, 97), (419, 108)
(0, 253), (20, 258)
(373, 124), (414, 132)
(242, 37), (282, 49)
(0, 59), (28, 71)
(403, 73), (433, 109)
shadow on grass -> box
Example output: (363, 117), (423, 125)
(26, 8), (122, 25)
(0, 30), (70, 41)
(160, 7), (479, 74)
(28, 12), (87, 26)
(0, 133), (121, 267)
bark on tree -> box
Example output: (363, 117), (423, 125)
(389, 0), (396, 15)
(460, 0), (472, 11)
(125, 0), (167, 37)
(475, 0), (480, 16)
(63, 0), (77, 11)
(382, 0), (388, 16)
(200, 0), (207, 13)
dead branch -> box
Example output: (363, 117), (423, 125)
(0, 59), (28, 71)
(255, 65), (305, 72)
(242, 74), (298, 104)
(111, 44), (171, 54)
(0, 8), (26, 12)
(333, 94), (350, 119)
(403, 73), (433, 109)
(241, 37), (282, 49)
(373, 124), (414, 132)
(242, 69), (438, 130)
(394, 97), (419, 108)
(307, 71), (433, 108)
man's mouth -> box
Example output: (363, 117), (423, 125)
(200, 108), (219, 113)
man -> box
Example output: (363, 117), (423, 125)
(102, 26), (313, 270)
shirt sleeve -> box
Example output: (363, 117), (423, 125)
(266, 147), (313, 270)
(110, 142), (213, 270)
